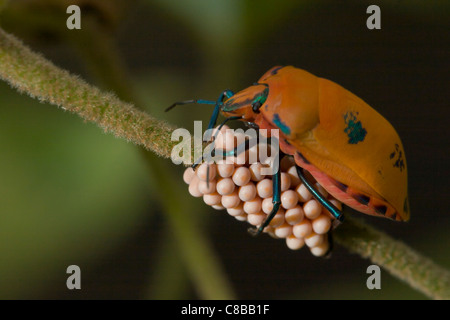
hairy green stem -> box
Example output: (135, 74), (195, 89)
(0, 27), (449, 300)
(335, 217), (450, 300)
(0, 27), (176, 159)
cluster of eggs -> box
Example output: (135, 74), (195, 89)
(182, 126), (342, 257)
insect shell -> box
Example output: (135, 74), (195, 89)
(220, 66), (409, 222)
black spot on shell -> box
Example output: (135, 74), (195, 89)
(390, 143), (405, 172)
(403, 197), (409, 213)
(271, 66), (283, 75)
(334, 181), (348, 192)
(354, 194), (370, 205)
(374, 205), (387, 215)
(296, 152), (310, 164)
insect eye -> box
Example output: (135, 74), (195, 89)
(252, 101), (262, 113)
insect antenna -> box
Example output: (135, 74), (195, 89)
(165, 99), (217, 112)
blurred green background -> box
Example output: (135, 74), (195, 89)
(0, 0), (448, 299)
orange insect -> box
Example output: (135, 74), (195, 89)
(169, 66), (409, 235)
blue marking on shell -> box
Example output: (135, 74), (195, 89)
(273, 113), (291, 135)
(343, 111), (367, 144)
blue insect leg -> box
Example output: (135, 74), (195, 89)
(248, 159), (281, 237)
(212, 136), (281, 236)
(295, 165), (344, 222)
(207, 89), (235, 130)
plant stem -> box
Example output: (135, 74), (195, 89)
(0, 27), (449, 300)
(0, 27), (176, 159)
(334, 216), (450, 300)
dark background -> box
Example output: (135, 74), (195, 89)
(0, 0), (448, 299)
